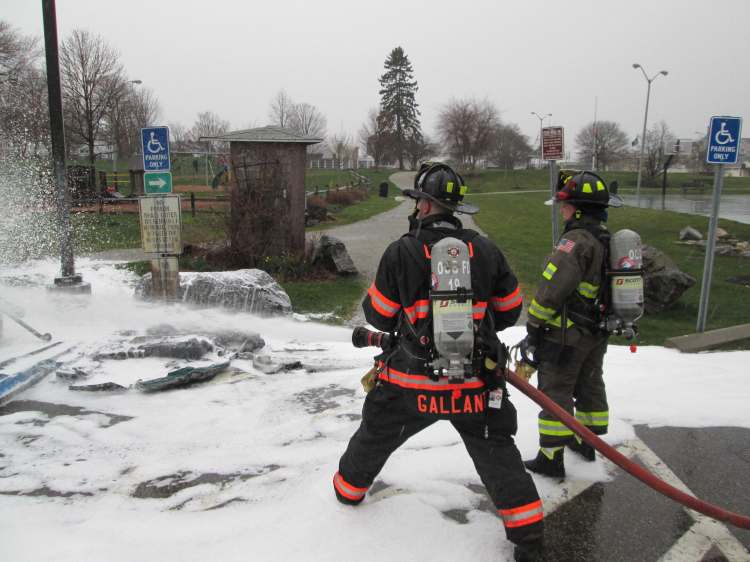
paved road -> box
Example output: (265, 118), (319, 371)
(541, 427), (750, 561)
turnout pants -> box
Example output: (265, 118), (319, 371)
(536, 328), (609, 448)
(335, 383), (543, 546)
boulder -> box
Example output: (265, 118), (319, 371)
(137, 269), (292, 316)
(210, 330), (265, 353)
(312, 234), (358, 276)
(679, 226), (703, 241)
(642, 245), (696, 314)
(715, 227), (730, 240)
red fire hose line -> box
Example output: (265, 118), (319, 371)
(505, 369), (750, 531)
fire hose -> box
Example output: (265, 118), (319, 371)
(503, 366), (750, 531)
(351, 327), (750, 531)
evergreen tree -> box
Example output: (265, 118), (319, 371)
(378, 47), (421, 170)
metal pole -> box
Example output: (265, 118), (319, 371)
(42, 0), (88, 292)
(696, 165), (724, 332)
(549, 160), (559, 246)
(635, 80), (651, 207)
(539, 123), (543, 169)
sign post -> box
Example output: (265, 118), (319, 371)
(139, 126), (181, 300)
(542, 127), (564, 246)
(696, 116), (742, 332)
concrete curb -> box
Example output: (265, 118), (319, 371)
(664, 323), (750, 352)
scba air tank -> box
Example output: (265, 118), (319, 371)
(608, 229), (644, 332)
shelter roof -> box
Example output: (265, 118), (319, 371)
(200, 126), (323, 145)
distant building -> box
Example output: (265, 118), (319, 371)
(725, 138), (750, 177)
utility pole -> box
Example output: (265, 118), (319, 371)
(42, 0), (90, 293)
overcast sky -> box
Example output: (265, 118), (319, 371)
(5, 0), (750, 150)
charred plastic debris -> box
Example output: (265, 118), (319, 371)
(54, 326), (317, 394)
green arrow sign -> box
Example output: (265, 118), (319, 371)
(144, 171), (173, 194)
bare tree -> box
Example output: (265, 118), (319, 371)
(643, 120), (677, 182)
(404, 133), (437, 170)
(359, 108), (392, 168)
(268, 89), (294, 128)
(106, 82), (161, 161)
(0, 21), (49, 158)
(288, 102), (326, 138)
(191, 110), (230, 152)
(437, 97), (500, 169)
(327, 133), (355, 168)
(491, 124), (532, 170)
(0, 20), (40, 78)
(60, 29), (125, 166)
(167, 121), (192, 151)
(575, 120), (629, 171)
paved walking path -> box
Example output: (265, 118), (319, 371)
(318, 171), (488, 281)
(316, 171), (487, 325)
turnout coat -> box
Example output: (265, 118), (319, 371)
(363, 214), (523, 419)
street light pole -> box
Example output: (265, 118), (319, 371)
(633, 63), (668, 207)
(531, 111), (551, 169)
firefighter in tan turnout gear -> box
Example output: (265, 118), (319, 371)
(523, 171), (623, 478)
(334, 163), (544, 562)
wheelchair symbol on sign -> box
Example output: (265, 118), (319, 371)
(146, 132), (165, 153)
(714, 122), (735, 145)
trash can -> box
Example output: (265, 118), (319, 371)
(378, 181), (389, 198)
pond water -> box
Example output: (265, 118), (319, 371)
(620, 193), (750, 225)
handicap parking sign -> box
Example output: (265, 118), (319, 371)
(141, 126), (171, 171)
(706, 116), (742, 165)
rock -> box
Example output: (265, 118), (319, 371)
(715, 245), (739, 257)
(253, 354), (282, 374)
(715, 227), (730, 239)
(312, 234), (358, 276)
(138, 337), (214, 360)
(679, 226), (703, 241)
(642, 245), (697, 314)
(251, 355), (302, 374)
(210, 330), (265, 353)
(69, 382), (128, 392)
(56, 368), (89, 382)
(136, 269), (292, 316)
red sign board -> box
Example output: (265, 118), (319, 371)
(542, 127), (564, 161)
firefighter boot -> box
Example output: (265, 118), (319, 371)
(524, 447), (565, 478)
(513, 543), (543, 562)
(567, 436), (596, 462)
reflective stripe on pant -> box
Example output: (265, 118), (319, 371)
(337, 383), (543, 545)
(536, 329), (608, 448)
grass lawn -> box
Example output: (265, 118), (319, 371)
(461, 168), (750, 196)
(306, 169), (401, 231)
(473, 189), (750, 346)
(72, 210), (229, 254)
(280, 276), (366, 321)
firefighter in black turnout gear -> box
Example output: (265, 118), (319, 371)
(334, 164), (544, 562)
(523, 171), (622, 478)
